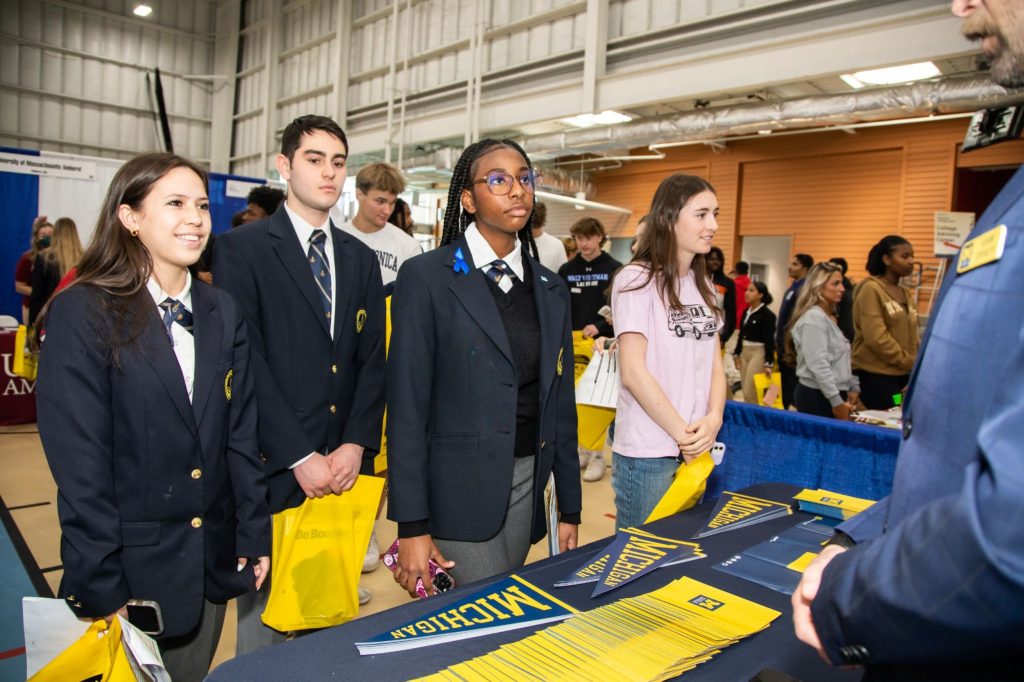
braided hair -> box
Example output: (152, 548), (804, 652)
(440, 138), (538, 261)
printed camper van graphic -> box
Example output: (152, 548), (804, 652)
(668, 304), (717, 340)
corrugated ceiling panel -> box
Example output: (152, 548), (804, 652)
(0, 0), (214, 162)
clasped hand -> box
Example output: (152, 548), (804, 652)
(675, 413), (723, 461)
(294, 444), (364, 498)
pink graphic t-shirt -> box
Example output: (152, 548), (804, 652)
(611, 264), (721, 458)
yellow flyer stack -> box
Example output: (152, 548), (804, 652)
(416, 577), (780, 682)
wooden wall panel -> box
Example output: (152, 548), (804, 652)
(594, 164), (709, 238)
(590, 117), (1024, 310)
(738, 148), (904, 283)
(956, 137), (1024, 168)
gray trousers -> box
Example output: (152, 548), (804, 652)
(158, 599), (225, 682)
(434, 455), (535, 586)
(234, 578), (287, 656)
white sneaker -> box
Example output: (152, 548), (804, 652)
(358, 587), (372, 606)
(362, 529), (380, 573)
(578, 449), (591, 469)
(583, 452), (606, 482)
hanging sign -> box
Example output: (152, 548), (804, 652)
(0, 152), (95, 180)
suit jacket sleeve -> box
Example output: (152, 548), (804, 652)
(36, 289), (130, 617)
(222, 298), (271, 557)
(554, 290), (582, 518)
(385, 260), (436, 525)
(812, 326), (1024, 665)
(212, 234), (316, 473)
(342, 253), (386, 451)
(764, 311), (777, 365)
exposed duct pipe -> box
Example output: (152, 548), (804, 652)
(395, 75), (1022, 196)
(521, 75), (1024, 158)
(401, 147), (598, 197)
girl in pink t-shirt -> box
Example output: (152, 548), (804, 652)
(610, 174), (728, 528)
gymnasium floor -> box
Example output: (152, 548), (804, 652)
(0, 423), (619, 679)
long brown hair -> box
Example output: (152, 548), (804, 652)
(40, 217), (83, 277)
(626, 173), (721, 318)
(34, 153), (209, 353)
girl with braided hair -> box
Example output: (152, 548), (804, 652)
(386, 139), (581, 594)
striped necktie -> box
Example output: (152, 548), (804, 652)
(158, 298), (193, 341)
(486, 259), (518, 293)
(308, 229), (332, 319)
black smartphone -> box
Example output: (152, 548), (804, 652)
(125, 599), (164, 636)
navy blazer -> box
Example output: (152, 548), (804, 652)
(36, 283), (270, 639)
(214, 207), (386, 512)
(812, 168), (1024, 678)
(386, 236), (581, 544)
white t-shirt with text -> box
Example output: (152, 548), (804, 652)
(340, 221), (422, 285)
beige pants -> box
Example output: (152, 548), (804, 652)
(739, 344), (767, 404)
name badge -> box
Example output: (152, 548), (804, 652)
(957, 224), (1006, 275)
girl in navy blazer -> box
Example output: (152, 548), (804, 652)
(386, 139), (582, 594)
(35, 153), (270, 680)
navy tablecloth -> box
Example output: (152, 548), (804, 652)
(208, 483), (863, 682)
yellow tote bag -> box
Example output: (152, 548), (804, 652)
(573, 331), (616, 450)
(13, 324), (38, 381)
(754, 371), (784, 409)
(262, 475), (385, 632)
(644, 452), (715, 523)
(29, 618), (134, 682)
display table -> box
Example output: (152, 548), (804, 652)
(710, 401), (900, 502)
(208, 483), (862, 681)
(0, 329), (36, 425)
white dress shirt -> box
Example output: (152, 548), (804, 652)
(284, 202), (336, 338)
(463, 222), (525, 293)
(147, 272), (195, 403)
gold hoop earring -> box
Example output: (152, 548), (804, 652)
(130, 229), (139, 237)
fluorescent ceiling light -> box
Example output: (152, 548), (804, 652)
(841, 62), (940, 89)
(560, 110), (632, 128)
(133, 4), (153, 17)
(840, 74), (865, 89)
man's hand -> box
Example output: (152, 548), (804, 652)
(393, 535), (455, 598)
(792, 544), (846, 664)
(294, 454), (342, 498)
(558, 522), (578, 553)
(581, 324), (600, 339)
(677, 412), (723, 457)
(327, 443), (364, 492)
(832, 403), (852, 421)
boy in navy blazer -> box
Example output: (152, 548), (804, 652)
(214, 115), (385, 652)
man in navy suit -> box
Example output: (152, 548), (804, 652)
(214, 115), (385, 652)
(792, 2), (1024, 678)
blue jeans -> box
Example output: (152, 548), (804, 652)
(611, 452), (679, 528)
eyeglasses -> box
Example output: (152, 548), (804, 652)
(470, 170), (541, 196)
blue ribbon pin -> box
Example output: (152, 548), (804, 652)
(453, 247), (470, 275)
